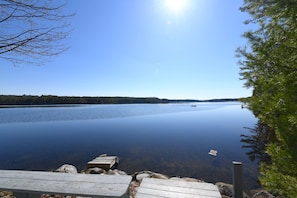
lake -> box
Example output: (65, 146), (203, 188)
(0, 102), (259, 190)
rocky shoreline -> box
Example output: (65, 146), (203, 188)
(0, 164), (276, 198)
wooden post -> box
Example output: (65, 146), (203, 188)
(232, 161), (243, 198)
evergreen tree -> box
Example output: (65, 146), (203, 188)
(237, 0), (297, 196)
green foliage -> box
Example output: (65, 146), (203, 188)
(237, 0), (297, 196)
(260, 143), (297, 197)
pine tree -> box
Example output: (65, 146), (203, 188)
(237, 0), (297, 196)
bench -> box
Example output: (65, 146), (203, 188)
(135, 178), (222, 198)
(0, 170), (132, 198)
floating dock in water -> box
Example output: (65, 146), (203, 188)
(208, 149), (218, 156)
(87, 155), (119, 170)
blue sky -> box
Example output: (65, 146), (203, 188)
(1, 0), (252, 100)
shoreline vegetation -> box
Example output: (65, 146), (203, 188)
(0, 95), (239, 106)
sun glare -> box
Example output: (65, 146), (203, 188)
(164, 0), (187, 13)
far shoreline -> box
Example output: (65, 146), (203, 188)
(0, 94), (241, 106)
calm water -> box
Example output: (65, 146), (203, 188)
(0, 102), (259, 190)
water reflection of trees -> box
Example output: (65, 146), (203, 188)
(241, 121), (277, 164)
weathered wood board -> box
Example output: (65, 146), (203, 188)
(136, 178), (222, 198)
(0, 170), (131, 198)
(88, 156), (119, 169)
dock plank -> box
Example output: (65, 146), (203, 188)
(88, 156), (119, 169)
(136, 178), (221, 198)
(0, 170), (131, 198)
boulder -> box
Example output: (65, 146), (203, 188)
(55, 164), (77, 174)
(169, 177), (185, 181)
(129, 181), (140, 198)
(252, 190), (275, 198)
(0, 191), (13, 198)
(84, 167), (106, 174)
(169, 177), (203, 183)
(181, 177), (203, 183)
(107, 169), (128, 175)
(136, 173), (150, 182)
(215, 182), (250, 198)
(216, 182), (233, 197)
(151, 173), (169, 180)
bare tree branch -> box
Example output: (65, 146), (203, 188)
(0, 0), (74, 66)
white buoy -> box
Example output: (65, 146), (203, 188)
(208, 149), (218, 156)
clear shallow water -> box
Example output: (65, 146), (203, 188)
(0, 102), (259, 190)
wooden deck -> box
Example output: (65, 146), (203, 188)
(0, 170), (131, 198)
(135, 178), (222, 198)
(88, 155), (119, 169)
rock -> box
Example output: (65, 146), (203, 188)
(216, 182), (233, 197)
(215, 182), (250, 198)
(252, 190), (275, 198)
(43, 164), (77, 198)
(136, 173), (150, 182)
(133, 170), (153, 175)
(169, 177), (184, 181)
(107, 169), (128, 175)
(181, 177), (202, 183)
(169, 176), (203, 183)
(84, 167), (106, 174)
(0, 191), (13, 198)
(151, 173), (169, 180)
(129, 181), (140, 198)
(55, 164), (77, 174)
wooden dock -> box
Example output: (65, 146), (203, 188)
(0, 170), (132, 198)
(135, 178), (222, 198)
(87, 155), (119, 170)
(0, 154), (227, 198)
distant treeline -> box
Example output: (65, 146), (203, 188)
(0, 95), (239, 105)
